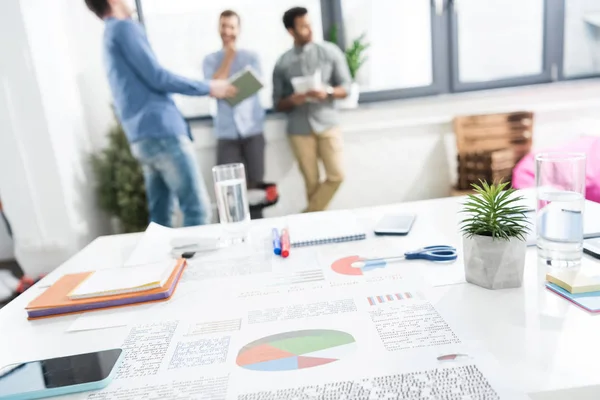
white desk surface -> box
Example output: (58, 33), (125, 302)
(2, 193), (600, 399)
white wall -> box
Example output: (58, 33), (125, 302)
(0, 0), (112, 273)
(0, 218), (13, 262)
(64, 2), (115, 151)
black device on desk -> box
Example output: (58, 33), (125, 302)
(0, 349), (122, 400)
(584, 238), (600, 259)
(374, 214), (416, 236)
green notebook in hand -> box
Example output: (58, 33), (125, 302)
(226, 67), (263, 107)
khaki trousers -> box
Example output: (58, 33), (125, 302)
(289, 127), (345, 212)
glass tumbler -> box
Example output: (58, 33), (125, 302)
(212, 163), (250, 226)
(536, 152), (586, 268)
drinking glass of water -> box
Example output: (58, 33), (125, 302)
(212, 163), (250, 227)
(536, 153), (586, 268)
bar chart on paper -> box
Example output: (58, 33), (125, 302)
(236, 330), (356, 371)
(367, 292), (418, 306)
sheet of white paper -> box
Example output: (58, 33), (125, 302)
(83, 376), (229, 399)
(116, 320), (179, 379)
(183, 251), (271, 282)
(75, 286), (527, 400)
(35, 273), (63, 289)
(67, 310), (134, 333)
(124, 223), (176, 267)
(424, 261), (468, 287)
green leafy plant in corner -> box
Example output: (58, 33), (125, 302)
(327, 24), (370, 81)
(460, 181), (530, 241)
(91, 116), (148, 233)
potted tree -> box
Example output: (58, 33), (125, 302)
(460, 181), (530, 290)
(91, 116), (149, 233)
(328, 26), (369, 109)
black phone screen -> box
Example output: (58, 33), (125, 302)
(0, 349), (122, 397)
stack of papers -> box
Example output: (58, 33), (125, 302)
(546, 269), (600, 312)
(546, 270), (600, 294)
(68, 262), (174, 300)
(25, 260), (186, 319)
(291, 70), (322, 103)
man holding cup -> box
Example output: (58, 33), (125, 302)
(272, 7), (352, 212)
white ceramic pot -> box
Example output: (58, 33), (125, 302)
(463, 235), (527, 290)
(337, 82), (360, 109)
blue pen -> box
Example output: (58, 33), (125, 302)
(272, 228), (282, 255)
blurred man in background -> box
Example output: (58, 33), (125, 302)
(84, 0), (237, 227)
(203, 10), (266, 201)
(273, 7), (351, 212)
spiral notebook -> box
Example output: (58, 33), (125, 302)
(288, 211), (366, 247)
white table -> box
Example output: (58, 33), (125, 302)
(1, 195), (600, 399)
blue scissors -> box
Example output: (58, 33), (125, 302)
(351, 245), (458, 271)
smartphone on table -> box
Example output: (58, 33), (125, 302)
(0, 349), (122, 400)
(584, 238), (600, 259)
(374, 214), (416, 236)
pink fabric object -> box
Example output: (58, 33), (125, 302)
(512, 137), (600, 203)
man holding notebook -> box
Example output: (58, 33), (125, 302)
(203, 10), (266, 193)
(273, 7), (352, 213)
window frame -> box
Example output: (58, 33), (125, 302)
(134, 0), (597, 120)
(334, 0), (451, 103)
(557, 0), (600, 81)
(448, 0), (557, 92)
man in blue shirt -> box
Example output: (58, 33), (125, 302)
(84, 0), (236, 227)
(203, 10), (266, 197)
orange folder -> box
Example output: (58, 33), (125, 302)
(26, 259), (186, 319)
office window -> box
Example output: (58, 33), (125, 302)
(563, 0), (600, 78)
(454, 0), (545, 84)
(140, 0), (323, 117)
(135, 1), (598, 113)
(341, 0), (433, 92)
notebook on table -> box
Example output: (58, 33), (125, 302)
(26, 260), (186, 319)
(288, 211), (367, 248)
(68, 262), (175, 300)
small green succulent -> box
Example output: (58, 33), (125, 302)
(460, 181), (530, 241)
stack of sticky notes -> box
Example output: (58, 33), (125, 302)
(25, 260), (186, 319)
(545, 270), (600, 313)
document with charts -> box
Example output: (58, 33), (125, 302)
(75, 281), (527, 400)
(76, 235), (528, 400)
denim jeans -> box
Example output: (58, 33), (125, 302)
(130, 136), (212, 227)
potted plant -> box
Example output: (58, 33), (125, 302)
(328, 26), (369, 109)
(460, 181), (530, 290)
(91, 116), (149, 233)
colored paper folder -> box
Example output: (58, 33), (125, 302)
(26, 259), (186, 319)
(546, 283), (600, 313)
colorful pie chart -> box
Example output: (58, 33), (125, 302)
(236, 330), (356, 371)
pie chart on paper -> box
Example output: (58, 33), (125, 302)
(236, 330), (356, 371)
(331, 256), (368, 275)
